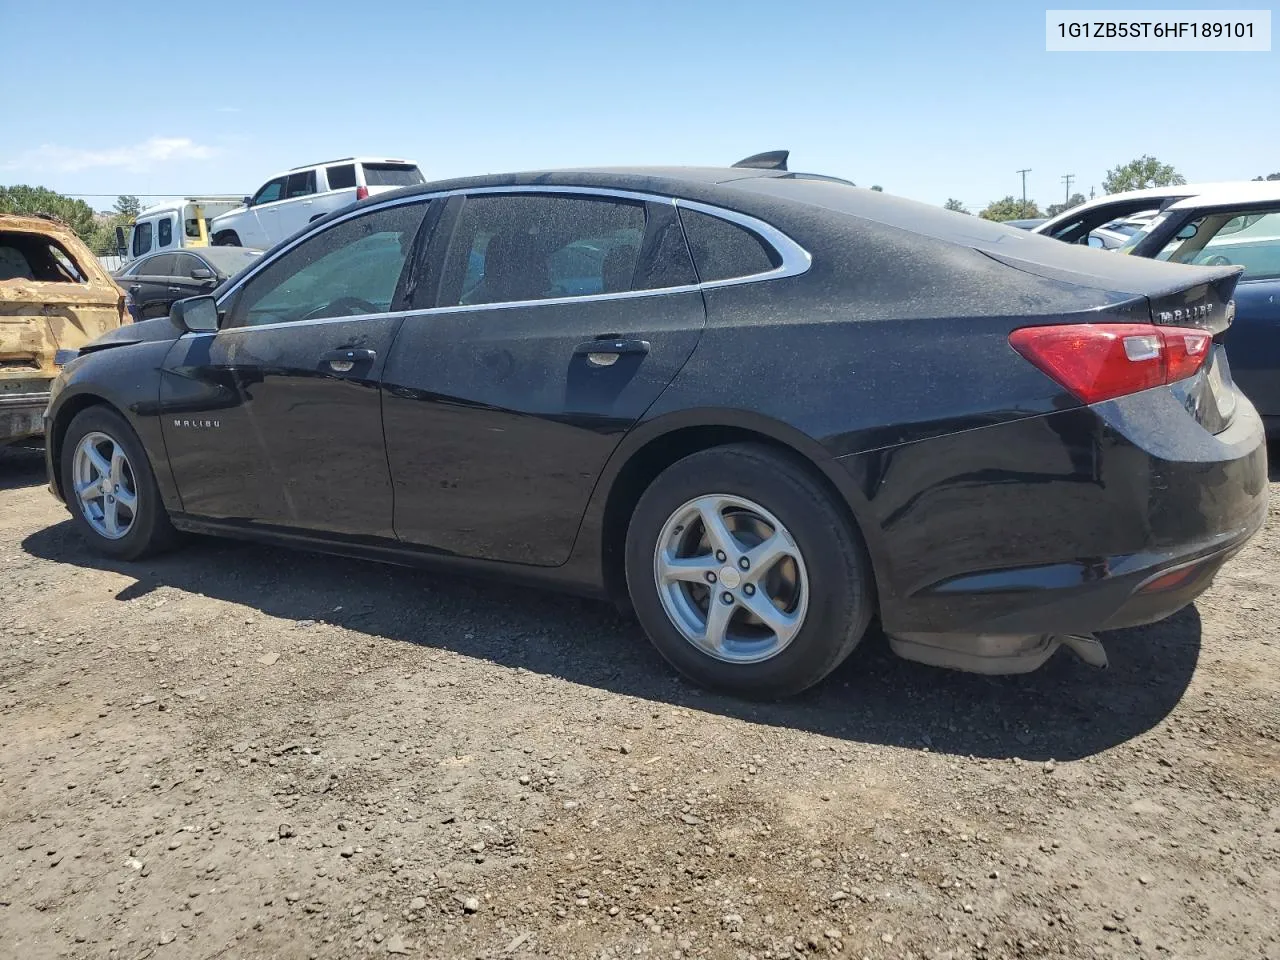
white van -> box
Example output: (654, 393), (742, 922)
(117, 197), (245, 264)
(208, 157), (424, 250)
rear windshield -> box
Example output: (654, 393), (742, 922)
(361, 163), (425, 188)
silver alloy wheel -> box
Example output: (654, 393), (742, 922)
(72, 431), (138, 541)
(653, 494), (810, 664)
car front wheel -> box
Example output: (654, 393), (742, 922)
(60, 406), (180, 560)
(625, 443), (874, 699)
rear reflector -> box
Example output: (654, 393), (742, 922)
(1009, 323), (1212, 404)
(355, 186), (369, 201)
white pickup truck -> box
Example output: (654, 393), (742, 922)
(208, 157), (424, 250)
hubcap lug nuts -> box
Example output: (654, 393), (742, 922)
(738, 557), (749, 570)
(706, 572), (717, 583)
(715, 550), (726, 563)
(744, 584), (755, 596)
(721, 592), (733, 605)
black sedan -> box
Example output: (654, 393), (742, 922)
(114, 247), (262, 321)
(44, 163), (1268, 698)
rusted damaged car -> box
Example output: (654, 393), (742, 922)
(1, 214), (127, 445)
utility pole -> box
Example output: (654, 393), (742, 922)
(1062, 173), (1075, 205)
(1017, 168), (1031, 217)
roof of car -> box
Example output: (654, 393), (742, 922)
(1159, 181), (1280, 210)
(1036, 181), (1277, 232)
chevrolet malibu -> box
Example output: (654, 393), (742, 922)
(43, 162), (1269, 698)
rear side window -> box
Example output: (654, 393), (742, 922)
(678, 208), (780, 282)
(158, 219), (173, 248)
(361, 163), (425, 188)
(438, 194), (647, 307)
(326, 164), (357, 190)
(0, 232), (88, 283)
(132, 221), (153, 257)
(286, 170), (317, 199)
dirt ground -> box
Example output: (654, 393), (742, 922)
(2, 444), (1278, 960)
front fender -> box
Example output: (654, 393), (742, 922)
(45, 340), (181, 512)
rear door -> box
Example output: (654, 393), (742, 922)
(381, 189), (705, 565)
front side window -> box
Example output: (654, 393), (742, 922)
(678, 208), (780, 282)
(132, 221), (153, 257)
(226, 202), (428, 328)
(143, 254), (177, 277)
(158, 218), (173, 248)
(173, 254), (204, 278)
(439, 194), (647, 307)
(326, 164), (357, 190)
(285, 170), (317, 200)
(252, 178), (286, 206)
(185, 217), (202, 239)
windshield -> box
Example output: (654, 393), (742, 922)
(1117, 212), (1171, 255)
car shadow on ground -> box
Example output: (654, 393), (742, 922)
(0, 444), (46, 491)
(21, 510), (1205, 763)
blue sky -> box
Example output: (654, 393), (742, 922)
(2, 0), (1276, 212)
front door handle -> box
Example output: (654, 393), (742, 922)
(321, 346), (376, 373)
(573, 338), (650, 368)
(167, 285), (182, 293)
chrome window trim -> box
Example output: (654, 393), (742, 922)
(207, 184), (812, 335)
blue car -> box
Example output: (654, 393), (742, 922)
(1118, 187), (1280, 436)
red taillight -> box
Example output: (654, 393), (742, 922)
(355, 186), (369, 201)
(1008, 323), (1212, 404)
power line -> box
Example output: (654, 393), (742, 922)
(1061, 173), (1075, 204)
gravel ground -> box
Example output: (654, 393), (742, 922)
(2, 444), (1278, 960)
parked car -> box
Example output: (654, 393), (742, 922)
(0, 214), (127, 445)
(117, 197), (245, 264)
(43, 165), (1266, 698)
(1115, 183), (1280, 435)
(115, 247), (263, 321)
(1031, 182), (1274, 245)
(209, 157), (424, 250)
(1005, 218), (1047, 230)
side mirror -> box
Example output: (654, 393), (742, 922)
(1086, 234), (1106, 249)
(115, 225), (127, 258)
(190, 267), (214, 280)
(169, 295), (219, 334)
(242, 195), (253, 207)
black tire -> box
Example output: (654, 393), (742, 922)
(625, 443), (874, 699)
(60, 406), (180, 561)
(213, 231), (240, 246)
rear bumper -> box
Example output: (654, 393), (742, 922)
(0, 391), (50, 444)
(837, 385), (1269, 639)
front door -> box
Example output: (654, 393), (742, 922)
(159, 199), (433, 539)
(381, 191), (706, 565)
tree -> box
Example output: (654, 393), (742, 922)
(1102, 156), (1185, 194)
(870, 185), (883, 192)
(1045, 192), (1088, 218)
(0, 184), (98, 241)
(113, 195), (141, 219)
(1253, 173), (1280, 181)
(979, 195), (1043, 222)
(943, 198), (971, 215)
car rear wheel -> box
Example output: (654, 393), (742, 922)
(61, 407), (180, 560)
(213, 231), (240, 246)
(625, 443), (873, 698)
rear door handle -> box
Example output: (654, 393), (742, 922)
(321, 346), (376, 373)
(167, 285), (182, 293)
(573, 338), (650, 367)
